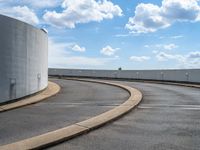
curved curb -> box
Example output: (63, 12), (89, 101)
(0, 78), (143, 150)
(0, 81), (61, 112)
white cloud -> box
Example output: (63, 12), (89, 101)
(125, 3), (170, 33)
(129, 56), (150, 62)
(155, 52), (180, 61)
(155, 43), (178, 50)
(145, 43), (178, 50)
(155, 51), (200, 68)
(187, 51), (200, 59)
(163, 43), (178, 50)
(159, 35), (184, 39)
(0, 0), (61, 8)
(114, 34), (130, 37)
(161, 0), (200, 21)
(152, 50), (159, 54)
(144, 45), (150, 48)
(43, 0), (122, 28)
(170, 35), (184, 39)
(50, 56), (108, 68)
(48, 38), (117, 68)
(48, 38), (71, 59)
(49, 38), (85, 53)
(71, 44), (86, 52)
(0, 6), (39, 25)
(100, 45), (119, 56)
(22, 0), (62, 8)
(126, 0), (200, 33)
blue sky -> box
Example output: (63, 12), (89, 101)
(0, 0), (200, 70)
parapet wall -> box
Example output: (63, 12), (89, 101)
(49, 68), (200, 83)
(0, 15), (48, 103)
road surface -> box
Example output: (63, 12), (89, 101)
(48, 80), (200, 150)
(0, 78), (129, 145)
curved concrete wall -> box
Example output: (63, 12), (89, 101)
(49, 68), (200, 83)
(0, 15), (48, 103)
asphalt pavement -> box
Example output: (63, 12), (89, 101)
(48, 80), (200, 150)
(0, 78), (129, 145)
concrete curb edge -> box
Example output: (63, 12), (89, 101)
(0, 81), (61, 112)
(0, 78), (142, 150)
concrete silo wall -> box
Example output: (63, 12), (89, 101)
(0, 15), (48, 103)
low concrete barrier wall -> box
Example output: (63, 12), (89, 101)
(48, 68), (200, 83)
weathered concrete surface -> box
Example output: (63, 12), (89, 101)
(0, 78), (142, 150)
(49, 68), (200, 83)
(0, 14), (48, 103)
(0, 78), (129, 145)
(0, 81), (60, 112)
(49, 80), (200, 150)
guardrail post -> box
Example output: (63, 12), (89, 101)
(185, 72), (189, 82)
(160, 72), (164, 80)
(136, 72), (139, 79)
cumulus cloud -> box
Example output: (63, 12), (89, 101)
(100, 45), (119, 56)
(162, 0), (200, 21)
(71, 44), (86, 52)
(48, 38), (117, 68)
(126, 0), (200, 33)
(48, 37), (86, 53)
(129, 56), (150, 62)
(155, 52), (182, 61)
(155, 51), (200, 68)
(163, 43), (178, 50)
(187, 51), (200, 59)
(43, 0), (122, 28)
(0, 6), (39, 25)
(125, 3), (170, 33)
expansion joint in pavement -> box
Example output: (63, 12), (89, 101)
(75, 124), (90, 129)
